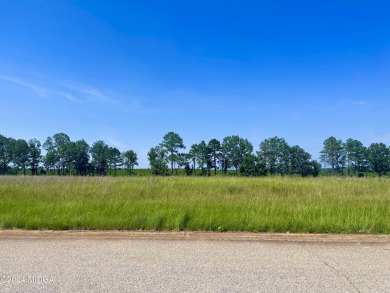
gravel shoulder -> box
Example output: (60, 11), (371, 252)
(1, 229), (390, 243)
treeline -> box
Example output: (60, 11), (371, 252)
(149, 132), (390, 177)
(0, 133), (138, 176)
(1, 132), (390, 177)
(320, 136), (390, 176)
(148, 132), (320, 177)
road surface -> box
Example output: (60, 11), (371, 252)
(1, 231), (389, 293)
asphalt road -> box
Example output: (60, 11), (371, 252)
(1, 231), (390, 293)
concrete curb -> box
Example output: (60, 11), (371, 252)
(1, 229), (390, 243)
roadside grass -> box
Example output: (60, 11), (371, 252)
(0, 176), (389, 233)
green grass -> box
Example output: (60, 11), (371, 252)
(0, 176), (390, 233)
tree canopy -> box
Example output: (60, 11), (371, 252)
(161, 132), (185, 174)
(320, 136), (345, 175)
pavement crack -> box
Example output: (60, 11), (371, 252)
(304, 246), (361, 293)
(322, 260), (361, 293)
(45, 230), (54, 237)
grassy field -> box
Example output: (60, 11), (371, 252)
(0, 176), (389, 233)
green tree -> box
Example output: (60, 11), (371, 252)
(43, 133), (71, 175)
(43, 136), (58, 174)
(28, 139), (41, 175)
(63, 141), (78, 175)
(310, 160), (322, 177)
(90, 140), (109, 176)
(73, 140), (90, 175)
(176, 152), (189, 174)
(258, 137), (290, 175)
(195, 140), (210, 176)
(219, 149), (229, 175)
(148, 145), (168, 175)
(0, 134), (15, 174)
(122, 150), (138, 174)
(43, 151), (57, 175)
(222, 135), (253, 175)
(13, 139), (29, 175)
(107, 147), (122, 176)
(188, 144), (199, 175)
(239, 154), (266, 176)
(208, 139), (221, 175)
(53, 133), (71, 174)
(344, 138), (368, 175)
(289, 145), (312, 176)
(367, 143), (390, 176)
(161, 132), (185, 174)
(320, 136), (345, 175)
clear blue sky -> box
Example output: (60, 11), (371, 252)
(1, 0), (389, 167)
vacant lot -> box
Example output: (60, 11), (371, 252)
(0, 176), (389, 233)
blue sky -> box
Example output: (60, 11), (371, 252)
(1, 0), (389, 167)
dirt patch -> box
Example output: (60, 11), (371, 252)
(1, 229), (390, 243)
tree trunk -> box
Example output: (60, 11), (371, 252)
(192, 158), (196, 176)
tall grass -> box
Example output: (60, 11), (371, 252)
(0, 176), (389, 233)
